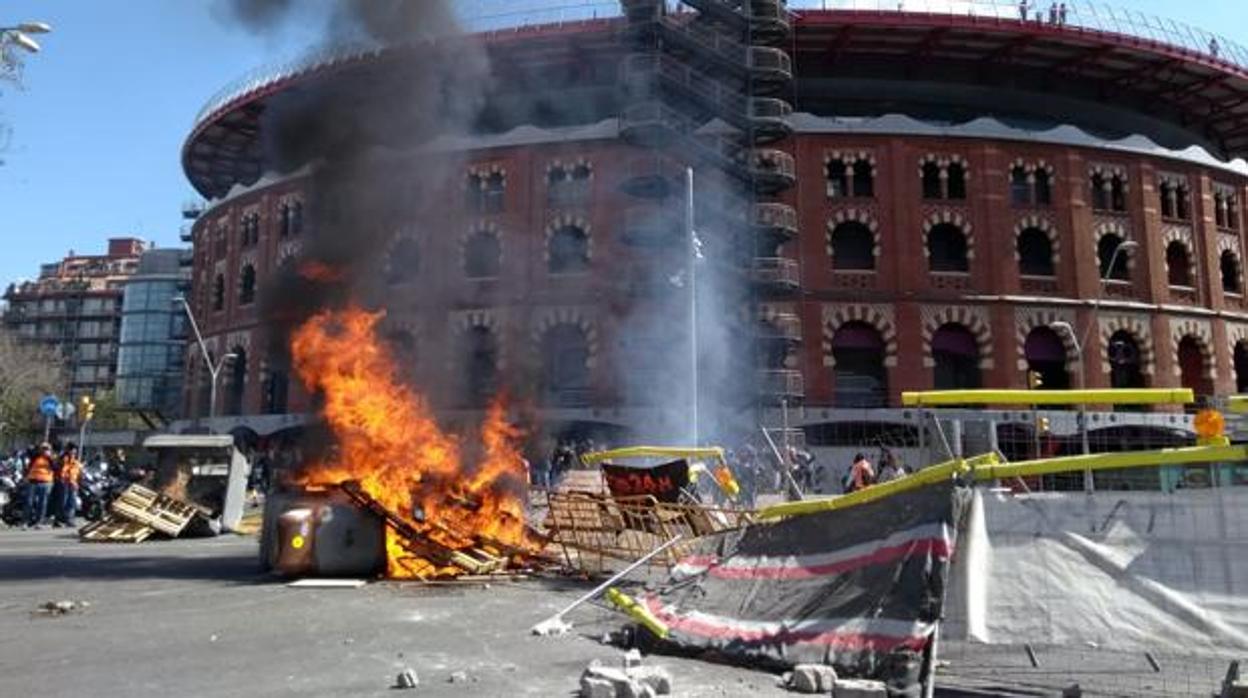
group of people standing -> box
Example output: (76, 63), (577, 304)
(1019, 2), (1069, 25)
(20, 442), (83, 529)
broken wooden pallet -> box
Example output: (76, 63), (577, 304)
(79, 515), (155, 543)
(108, 484), (198, 537)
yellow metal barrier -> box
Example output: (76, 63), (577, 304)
(581, 446), (726, 468)
(901, 388), (1194, 407)
(756, 444), (1245, 520)
(974, 443), (1246, 481)
(1226, 395), (1248, 414)
(605, 587), (670, 639)
(755, 453), (998, 520)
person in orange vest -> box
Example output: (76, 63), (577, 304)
(23, 442), (56, 528)
(56, 445), (83, 527)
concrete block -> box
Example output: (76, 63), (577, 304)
(1227, 679), (1248, 698)
(580, 676), (617, 698)
(623, 648), (643, 669)
(627, 665), (673, 695)
(790, 664), (837, 693)
(834, 678), (887, 697)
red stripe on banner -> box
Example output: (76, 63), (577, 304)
(644, 597), (930, 652)
(711, 538), (951, 580)
(675, 537), (951, 581)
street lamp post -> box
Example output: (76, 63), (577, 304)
(173, 296), (236, 430)
(1049, 238), (1140, 492)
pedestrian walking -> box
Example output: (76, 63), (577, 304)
(1058, 3), (1067, 25)
(57, 445), (83, 526)
(23, 442), (56, 528)
(1018, 1), (1029, 21)
(1048, 3), (1057, 24)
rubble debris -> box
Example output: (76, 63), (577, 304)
(448, 671), (470, 684)
(623, 649), (643, 669)
(788, 664), (837, 693)
(579, 659), (672, 698)
(393, 668), (419, 689)
(833, 678), (887, 697)
(627, 666), (672, 695)
(35, 599), (89, 616)
(531, 617), (571, 637)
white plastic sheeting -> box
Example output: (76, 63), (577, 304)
(945, 487), (1248, 655)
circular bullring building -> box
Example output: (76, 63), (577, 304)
(181, 1), (1248, 456)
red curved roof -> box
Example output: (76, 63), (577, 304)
(183, 10), (1248, 199)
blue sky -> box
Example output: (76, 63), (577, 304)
(0, 0), (1245, 287)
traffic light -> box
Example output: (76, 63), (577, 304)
(1027, 370), (1044, 390)
(81, 395), (95, 422)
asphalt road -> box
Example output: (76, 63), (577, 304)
(0, 528), (793, 698)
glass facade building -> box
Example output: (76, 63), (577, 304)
(116, 248), (190, 418)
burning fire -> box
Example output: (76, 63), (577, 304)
(290, 306), (534, 578)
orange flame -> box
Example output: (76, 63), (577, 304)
(290, 306), (534, 578)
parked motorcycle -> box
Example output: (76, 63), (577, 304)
(78, 463), (125, 522)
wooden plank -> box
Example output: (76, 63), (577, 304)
(79, 515), (154, 543)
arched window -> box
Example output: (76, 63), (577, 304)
(549, 225), (589, 274)
(932, 323), (981, 389)
(463, 327), (499, 406)
(826, 160), (848, 198)
(921, 161), (943, 199)
(1034, 169), (1053, 205)
(226, 348), (247, 416)
(1235, 342), (1248, 393)
(852, 159), (874, 198)
(1098, 234), (1130, 281)
(1107, 330), (1144, 389)
(542, 324), (590, 405)
(387, 238), (420, 286)
(263, 366), (289, 414)
(484, 172), (505, 214)
(1159, 183), (1177, 219)
(831, 322), (887, 407)
(1165, 241), (1192, 287)
(239, 264), (257, 306)
(928, 223), (969, 272)
(1024, 326), (1070, 389)
(1010, 166), (1031, 206)
(946, 162), (967, 199)
(465, 173), (485, 212)
(829, 221), (875, 271)
(1110, 175), (1127, 212)
(1090, 173), (1110, 211)
(464, 230), (501, 279)
(1221, 250), (1242, 294)
(1177, 336), (1211, 397)
(212, 274), (225, 312)
(1017, 227), (1054, 276)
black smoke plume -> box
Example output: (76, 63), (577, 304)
(220, 0), (492, 397)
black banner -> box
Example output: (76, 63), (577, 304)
(641, 481), (970, 695)
(602, 460), (689, 503)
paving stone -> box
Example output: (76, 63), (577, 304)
(393, 668), (419, 689)
(834, 678), (888, 697)
(627, 665), (673, 695)
(580, 676), (617, 698)
(789, 664), (838, 693)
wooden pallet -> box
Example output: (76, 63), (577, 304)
(79, 515), (155, 543)
(108, 485), (199, 537)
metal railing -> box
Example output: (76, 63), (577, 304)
(190, 0), (1247, 134)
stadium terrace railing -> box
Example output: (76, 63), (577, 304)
(191, 0), (1247, 135)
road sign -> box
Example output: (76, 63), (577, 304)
(56, 402), (76, 421)
(39, 395), (60, 418)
